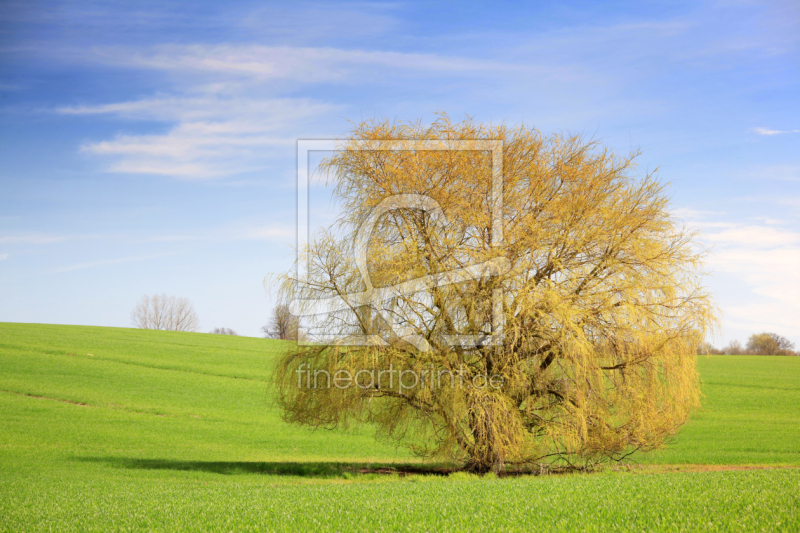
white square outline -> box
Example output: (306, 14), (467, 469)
(296, 139), (504, 348)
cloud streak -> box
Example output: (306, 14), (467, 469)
(688, 216), (800, 339)
(141, 222), (293, 243)
(90, 44), (526, 82)
(50, 253), (173, 274)
(0, 232), (103, 245)
(54, 1), (799, 182)
(751, 127), (800, 135)
(60, 96), (337, 178)
(54, 43), (538, 179)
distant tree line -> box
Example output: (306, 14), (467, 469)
(210, 327), (238, 335)
(128, 297), (796, 358)
(699, 332), (797, 356)
(131, 295), (301, 339)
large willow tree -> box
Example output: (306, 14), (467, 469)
(275, 116), (716, 474)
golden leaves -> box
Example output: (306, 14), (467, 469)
(274, 114), (716, 473)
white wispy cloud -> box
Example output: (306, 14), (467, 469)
(751, 127), (800, 135)
(703, 224), (800, 247)
(0, 253), (8, 261)
(90, 44), (524, 82)
(141, 223), (294, 243)
(671, 207), (724, 221)
(55, 1), (799, 182)
(231, 224), (294, 241)
(50, 253), (173, 274)
(52, 40), (541, 180)
(749, 216), (785, 225)
(0, 219), (293, 250)
(711, 246), (800, 336)
(0, 232), (102, 245)
(58, 95), (329, 122)
(723, 164), (800, 183)
(60, 96), (336, 178)
(687, 214), (800, 339)
(778, 196), (800, 208)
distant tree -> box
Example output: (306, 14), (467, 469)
(210, 327), (238, 335)
(131, 294), (199, 332)
(721, 340), (744, 355)
(262, 304), (299, 340)
(746, 333), (796, 356)
(697, 342), (721, 355)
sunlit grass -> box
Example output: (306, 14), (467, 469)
(641, 355), (800, 465)
(1, 322), (799, 531)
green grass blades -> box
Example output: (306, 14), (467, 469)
(640, 355), (800, 465)
(1, 469), (798, 532)
(1, 322), (800, 531)
(0, 322), (411, 465)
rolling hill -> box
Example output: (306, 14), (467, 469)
(1, 322), (798, 531)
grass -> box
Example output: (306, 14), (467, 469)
(641, 354), (800, 465)
(0, 323), (410, 464)
(1, 322), (799, 531)
(2, 467), (798, 531)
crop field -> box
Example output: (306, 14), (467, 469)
(1, 322), (799, 531)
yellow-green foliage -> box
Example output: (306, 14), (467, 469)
(276, 115), (717, 473)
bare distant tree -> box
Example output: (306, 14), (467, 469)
(131, 294), (199, 332)
(696, 341), (721, 355)
(262, 304), (298, 340)
(746, 332), (796, 355)
(210, 327), (238, 335)
(721, 340), (744, 355)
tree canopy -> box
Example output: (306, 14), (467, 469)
(275, 116), (716, 473)
(746, 333), (796, 356)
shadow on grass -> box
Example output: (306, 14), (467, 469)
(80, 457), (455, 478)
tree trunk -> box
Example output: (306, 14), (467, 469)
(464, 401), (505, 475)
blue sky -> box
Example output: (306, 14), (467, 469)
(1, 0), (798, 344)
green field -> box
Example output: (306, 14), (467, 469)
(1, 322), (799, 531)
